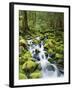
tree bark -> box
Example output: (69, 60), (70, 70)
(23, 11), (29, 33)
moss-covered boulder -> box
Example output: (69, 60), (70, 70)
(44, 39), (55, 50)
(55, 53), (63, 60)
(19, 73), (27, 79)
(33, 39), (40, 45)
(19, 36), (27, 47)
(19, 56), (25, 65)
(48, 49), (53, 54)
(20, 39), (26, 45)
(56, 45), (64, 54)
(19, 46), (25, 56)
(19, 51), (32, 64)
(22, 51), (32, 61)
(22, 60), (37, 73)
(30, 70), (42, 79)
(48, 40), (55, 48)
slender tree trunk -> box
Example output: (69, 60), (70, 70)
(23, 11), (29, 33)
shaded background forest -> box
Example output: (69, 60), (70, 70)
(19, 10), (64, 79)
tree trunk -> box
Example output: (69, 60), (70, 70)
(23, 11), (29, 33)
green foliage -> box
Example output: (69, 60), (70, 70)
(19, 36), (27, 46)
(30, 70), (42, 79)
(19, 51), (32, 64)
(22, 51), (32, 61)
(33, 39), (40, 45)
(48, 58), (54, 63)
(55, 53), (63, 60)
(19, 73), (27, 79)
(56, 45), (64, 54)
(44, 39), (55, 49)
(22, 60), (38, 73)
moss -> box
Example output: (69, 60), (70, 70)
(56, 46), (64, 54)
(22, 51), (32, 60)
(55, 53), (63, 59)
(30, 70), (42, 79)
(19, 57), (24, 65)
(19, 73), (27, 79)
(37, 64), (42, 70)
(19, 46), (25, 56)
(48, 49), (55, 55)
(44, 39), (55, 50)
(44, 43), (49, 50)
(48, 58), (54, 63)
(19, 65), (24, 73)
(51, 40), (56, 45)
(20, 39), (27, 45)
(22, 60), (37, 73)
(33, 39), (40, 45)
(48, 49), (53, 54)
(19, 51), (32, 65)
(48, 41), (54, 48)
(19, 36), (27, 47)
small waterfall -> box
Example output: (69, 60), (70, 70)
(27, 37), (63, 78)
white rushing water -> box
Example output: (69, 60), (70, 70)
(27, 37), (63, 78)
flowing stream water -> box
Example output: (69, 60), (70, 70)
(27, 37), (63, 78)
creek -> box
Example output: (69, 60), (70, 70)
(27, 37), (63, 78)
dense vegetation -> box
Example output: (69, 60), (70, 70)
(19, 10), (64, 79)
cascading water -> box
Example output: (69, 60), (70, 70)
(27, 37), (63, 78)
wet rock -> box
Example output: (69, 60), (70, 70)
(57, 70), (62, 77)
(35, 49), (40, 54)
(39, 43), (41, 48)
(48, 58), (53, 63)
(37, 64), (42, 70)
(44, 47), (48, 51)
(47, 65), (55, 71)
(48, 54), (53, 57)
(57, 59), (64, 64)
(45, 52), (48, 58)
(50, 53), (55, 58)
(57, 59), (64, 75)
(33, 54), (40, 61)
(57, 66), (64, 76)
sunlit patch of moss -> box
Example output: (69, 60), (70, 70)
(30, 70), (42, 79)
(19, 73), (27, 79)
(22, 60), (38, 73)
(55, 53), (63, 60)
